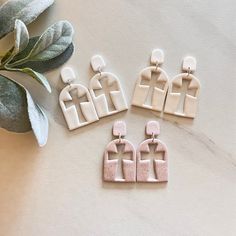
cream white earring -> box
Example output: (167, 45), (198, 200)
(59, 67), (99, 130)
(89, 55), (128, 118)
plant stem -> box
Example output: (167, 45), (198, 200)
(7, 57), (29, 67)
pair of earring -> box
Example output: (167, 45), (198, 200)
(132, 49), (200, 118)
(104, 121), (168, 183)
(59, 55), (128, 130)
(59, 50), (200, 130)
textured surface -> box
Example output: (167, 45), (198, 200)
(0, 75), (31, 132)
(0, 0), (236, 235)
(104, 138), (136, 182)
(113, 120), (126, 136)
(137, 138), (168, 182)
(146, 120), (160, 136)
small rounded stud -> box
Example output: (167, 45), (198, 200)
(113, 121), (126, 137)
(146, 121), (160, 136)
(151, 49), (164, 65)
(91, 55), (106, 72)
(182, 56), (197, 73)
(61, 67), (76, 84)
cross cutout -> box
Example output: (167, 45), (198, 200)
(140, 70), (166, 106)
(172, 77), (197, 115)
(108, 143), (132, 180)
(141, 143), (164, 180)
(94, 76), (119, 112)
(64, 88), (89, 124)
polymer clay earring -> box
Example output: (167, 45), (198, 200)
(132, 49), (169, 112)
(59, 67), (99, 130)
(89, 55), (128, 118)
(164, 56), (200, 118)
(137, 121), (168, 183)
(103, 121), (136, 182)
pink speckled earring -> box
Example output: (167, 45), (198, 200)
(137, 121), (168, 183)
(103, 121), (136, 182)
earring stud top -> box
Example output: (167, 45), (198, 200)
(146, 121), (160, 136)
(91, 55), (106, 72)
(61, 66), (76, 84)
(182, 56), (196, 72)
(151, 49), (164, 65)
(113, 121), (126, 137)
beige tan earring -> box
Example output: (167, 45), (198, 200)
(164, 56), (200, 118)
(132, 49), (169, 112)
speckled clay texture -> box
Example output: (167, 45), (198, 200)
(137, 121), (168, 183)
(103, 121), (136, 182)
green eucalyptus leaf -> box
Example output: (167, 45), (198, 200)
(0, 74), (31, 132)
(0, 0), (54, 39)
(9, 36), (39, 64)
(0, 75), (49, 147)
(6, 67), (51, 93)
(25, 88), (48, 147)
(1, 19), (29, 65)
(8, 21), (74, 66)
(16, 43), (74, 73)
(14, 19), (29, 54)
(27, 20), (74, 61)
(20, 68), (51, 93)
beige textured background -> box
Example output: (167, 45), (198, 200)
(0, 0), (236, 235)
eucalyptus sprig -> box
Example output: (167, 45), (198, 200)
(0, 0), (75, 147)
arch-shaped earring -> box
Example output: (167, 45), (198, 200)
(164, 56), (200, 118)
(103, 121), (136, 182)
(89, 55), (128, 118)
(137, 121), (168, 183)
(59, 67), (99, 130)
(132, 49), (169, 112)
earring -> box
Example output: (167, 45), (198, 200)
(164, 56), (200, 118)
(59, 67), (99, 130)
(132, 49), (169, 112)
(103, 121), (136, 182)
(137, 121), (168, 183)
(89, 55), (128, 118)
